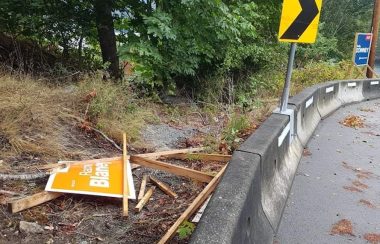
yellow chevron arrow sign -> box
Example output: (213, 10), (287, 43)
(279, 0), (323, 43)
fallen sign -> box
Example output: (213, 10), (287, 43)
(45, 157), (136, 199)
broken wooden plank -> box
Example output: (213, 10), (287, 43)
(122, 132), (129, 217)
(158, 164), (227, 244)
(140, 147), (204, 159)
(8, 191), (64, 213)
(138, 175), (149, 201)
(134, 186), (155, 213)
(162, 153), (231, 163)
(150, 176), (178, 199)
(130, 156), (214, 183)
(192, 195), (212, 223)
(0, 190), (20, 196)
(44, 148), (204, 171)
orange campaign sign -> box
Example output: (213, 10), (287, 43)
(45, 158), (136, 199)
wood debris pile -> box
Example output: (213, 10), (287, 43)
(1, 135), (230, 243)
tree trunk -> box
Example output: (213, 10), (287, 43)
(94, 0), (121, 79)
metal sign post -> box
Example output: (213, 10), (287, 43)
(280, 43), (297, 112)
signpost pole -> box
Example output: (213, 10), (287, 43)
(367, 0), (380, 78)
(280, 43), (297, 113)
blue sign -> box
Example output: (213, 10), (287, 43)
(354, 33), (372, 66)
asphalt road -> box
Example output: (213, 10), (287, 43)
(276, 99), (380, 244)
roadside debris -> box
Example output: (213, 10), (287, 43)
(340, 115), (364, 129)
(330, 219), (355, 236)
(1, 136), (230, 243)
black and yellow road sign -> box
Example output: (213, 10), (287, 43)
(278, 0), (323, 43)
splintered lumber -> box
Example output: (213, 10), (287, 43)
(138, 175), (149, 201)
(0, 190), (20, 196)
(44, 148), (204, 172)
(158, 164), (228, 244)
(140, 147), (204, 160)
(130, 156), (214, 183)
(122, 133), (129, 217)
(150, 176), (178, 199)
(135, 186), (155, 212)
(8, 191), (64, 213)
(162, 153), (231, 163)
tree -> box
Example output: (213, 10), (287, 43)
(94, 0), (121, 79)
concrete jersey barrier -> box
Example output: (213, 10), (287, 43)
(190, 79), (380, 244)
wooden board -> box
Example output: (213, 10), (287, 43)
(43, 148), (204, 172)
(122, 133), (129, 217)
(162, 153), (231, 163)
(140, 147), (204, 160)
(134, 186), (155, 212)
(150, 176), (178, 199)
(137, 175), (149, 201)
(130, 156), (214, 183)
(158, 164), (228, 244)
(8, 191), (64, 213)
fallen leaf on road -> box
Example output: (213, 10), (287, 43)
(359, 199), (376, 209)
(303, 148), (312, 157)
(330, 219), (355, 236)
(364, 233), (380, 244)
(352, 180), (368, 189)
(340, 115), (364, 129)
(343, 186), (363, 193)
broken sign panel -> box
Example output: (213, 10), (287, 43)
(45, 158), (135, 199)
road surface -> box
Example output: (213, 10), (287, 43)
(276, 99), (380, 244)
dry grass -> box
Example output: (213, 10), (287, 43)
(76, 74), (158, 145)
(0, 74), (80, 159)
(0, 72), (157, 164)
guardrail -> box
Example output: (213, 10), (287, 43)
(190, 79), (380, 244)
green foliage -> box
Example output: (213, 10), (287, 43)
(223, 113), (250, 150)
(320, 0), (373, 56)
(291, 61), (349, 94)
(177, 220), (196, 240)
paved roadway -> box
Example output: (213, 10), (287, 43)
(276, 99), (380, 244)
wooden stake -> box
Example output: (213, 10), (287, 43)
(138, 175), (149, 201)
(130, 156), (214, 183)
(150, 176), (178, 199)
(162, 153), (231, 163)
(122, 133), (129, 217)
(158, 165), (228, 244)
(8, 191), (64, 213)
(134, 186), (155, 213)
(366, 64), (379, 78)
(141, 147), (204, 160)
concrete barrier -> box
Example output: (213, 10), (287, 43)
(316, 81), (341, 118)
(288, 85), (321, 146)
(337, 80), (365, 104)
(190, 152), (272, 244)
(191, 79), (380, 244)
(363, 79), (380, 100)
